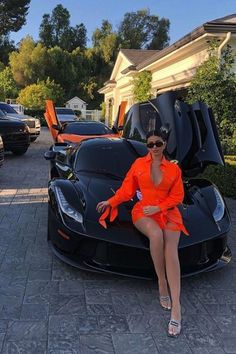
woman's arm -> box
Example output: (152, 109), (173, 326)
(108, 161), (138, 208)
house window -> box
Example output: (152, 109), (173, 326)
(74, 104), (78, 109)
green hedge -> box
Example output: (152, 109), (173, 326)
(200, 162), (236, 199)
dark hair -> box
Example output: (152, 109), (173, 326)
(146, 127), (169, 142)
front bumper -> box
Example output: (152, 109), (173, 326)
(48, 206), (231, 279)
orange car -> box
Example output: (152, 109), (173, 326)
(44, 100), (119, 143)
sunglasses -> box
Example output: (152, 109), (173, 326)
(146, 140), (165, 149)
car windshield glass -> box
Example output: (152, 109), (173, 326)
(0, 109), (6, 118)
(56, 108), (75, 115)
(63, 122), (113, 135)
(0, 103), (17, 114)
(75, 142), (141, 177)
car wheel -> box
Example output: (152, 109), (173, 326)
(11, 148), (28, 155)
(30, 137), (37, 142)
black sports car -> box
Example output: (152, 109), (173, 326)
(45, 130), (231, 278)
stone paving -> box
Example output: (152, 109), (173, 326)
(0, 127), (235, 354)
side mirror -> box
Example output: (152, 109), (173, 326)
(44, 150), (56, 160)
(52, 124), (60, 131)
(111, 126), (118, 134)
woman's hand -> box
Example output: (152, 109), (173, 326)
(96, 200), (110, 213)
(143, 205), (160, 216)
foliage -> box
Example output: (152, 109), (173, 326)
(39, 4), (87, 51)
(200, 161), (236, 199)
(92, 20), (119, 63)
(0, 66), (19, 100)
(9, 36), (47, 87)
(132, 71), (152, 102)
(100, 101), (106, 119)
(0, 0), (30, 36)
(187, 41), (236, 154)
(46, 46), (77, 99)
(17, 78), (65, 109)
(118, 9), (170, 50)
(0, 35), (15, 65)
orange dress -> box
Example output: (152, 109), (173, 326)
(99, 153), (189, 235)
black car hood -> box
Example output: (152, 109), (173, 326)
(121, 91), (224, 176)
(0, 117), (27, 133)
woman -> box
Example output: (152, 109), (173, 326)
(96, 128), (188, 337)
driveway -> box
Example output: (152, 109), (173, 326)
(0, 127), (235, 354)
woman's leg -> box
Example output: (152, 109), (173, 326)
(163, 227), (181, 334)
(135, 217), (169, 300)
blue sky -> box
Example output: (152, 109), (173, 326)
(10, 0), (236, 46)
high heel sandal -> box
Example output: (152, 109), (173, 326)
(168, 319), (181, 338)
(159, 295), (171, 310)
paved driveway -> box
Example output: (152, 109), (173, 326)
(0, 127), (236, 354)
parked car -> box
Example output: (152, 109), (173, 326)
(45, 100), (118, 143)
(0, 135), (4, 167)
(44, 132), (231, 278)
(0, 109), (30, 155)
(0, 102), (41, 142)
(55, 107), (79, 123)
(9, 103), (24, 114)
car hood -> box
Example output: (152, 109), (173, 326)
(121, 91), (224, 176)
(72, 175), (230, 248)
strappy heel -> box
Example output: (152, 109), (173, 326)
(168, 319), (181, 338)
(159, 295), (171, 310)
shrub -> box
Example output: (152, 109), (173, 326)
(200, 161), (236, 199)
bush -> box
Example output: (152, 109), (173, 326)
(200, 161), (236, 199)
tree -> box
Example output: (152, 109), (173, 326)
(133, 71), (152, 102)
(17, 78), (65, 109)
(118, 9), (170, 50)
(9, 36), (47, 87)
(39, 4), (87, 51)
(0, 0), (30, 36)
(0, 66), (19, 100)
(46, 46), (77, 99)
(92, 20), (118, 63)
(0, 35), (15, 65)
(187, 41), (236, 153)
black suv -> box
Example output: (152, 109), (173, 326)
(0, 109), (30, 155)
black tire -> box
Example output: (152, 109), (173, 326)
(11, 148), (28, 155)
(30, 137), (37, 142)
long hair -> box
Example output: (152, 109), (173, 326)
(146, 127), (169, 142)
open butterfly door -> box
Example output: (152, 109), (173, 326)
(44, 100), (62, 141)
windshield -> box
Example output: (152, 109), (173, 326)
(56, 108), (76, 115)
(63, 122), (113, 135)
(75, 141), (145, 177)
(0, 103), (17, 114)
(0, 109), (6, 118)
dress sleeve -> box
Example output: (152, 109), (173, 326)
(158, 165), (184, 211)
(108, 161), (138, 208)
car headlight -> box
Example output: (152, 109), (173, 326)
(213, 187), (225, 222)
(55, 186), (83, 223)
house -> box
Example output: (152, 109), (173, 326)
(65, 97), (87, 111)
(99, 14), (236, 123)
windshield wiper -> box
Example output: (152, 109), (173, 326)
(77, 169), (123, 180)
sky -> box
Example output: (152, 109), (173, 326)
(10, 0), (236, 46)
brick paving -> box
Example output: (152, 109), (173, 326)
(0, 127), (235, 354)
